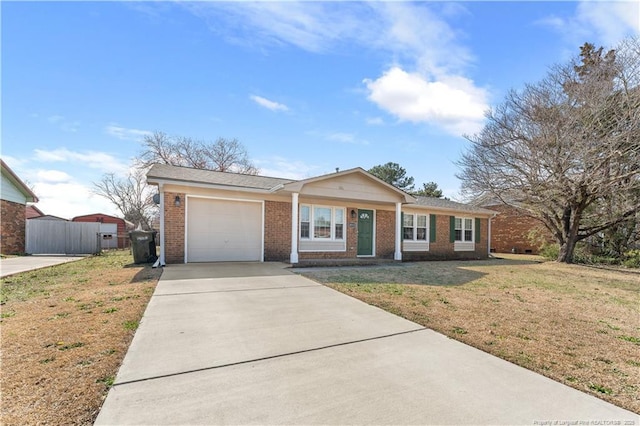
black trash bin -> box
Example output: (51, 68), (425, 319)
(129, 230), (157, 264)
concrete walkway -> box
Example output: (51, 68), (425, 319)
(95, 263), (638, 425)
(0, 255), (85, 278)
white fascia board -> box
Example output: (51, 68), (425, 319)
(404, 204), (497, 217)
(146, 178), (272, 194)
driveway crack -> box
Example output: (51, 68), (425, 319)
(154, 284), (320, 297)
(112, 327), (427, 387)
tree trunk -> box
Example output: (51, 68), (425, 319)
(557, 205), (582, 263)
(557, 237), (578, 263)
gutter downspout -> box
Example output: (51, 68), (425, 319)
(154, 183), (166, 267)
(488, 213), (496, 257)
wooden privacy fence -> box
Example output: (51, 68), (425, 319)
(26, 220), (101, 255)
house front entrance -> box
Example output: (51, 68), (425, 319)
(357, 209), (374, 256)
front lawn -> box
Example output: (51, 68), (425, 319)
(0, 250), (162, 425)
(299, 255), (640, 414)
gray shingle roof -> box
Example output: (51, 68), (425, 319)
(146, 164), (496, 215)
(413, 196), (497, 215)
(147, 163), (294, 191)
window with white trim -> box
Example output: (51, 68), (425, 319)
(455, 217), (474, 242)
(300, 206), (310, 239)
(300, 205), (346, 241)
(403, 214), (428, 241)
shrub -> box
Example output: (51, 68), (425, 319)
(539, 243), (559, 261)
(622, 249), (640, 268)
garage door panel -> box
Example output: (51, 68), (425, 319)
(187, 198), (262, 262)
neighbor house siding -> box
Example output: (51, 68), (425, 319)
(164, 192), (185, 264)
(264, 200), (291, 261)
(1, 199), (27, 254)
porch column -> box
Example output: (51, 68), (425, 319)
(394, 202), (402, 261)
(158, 184), (166, 266)
(290, 192), (299, 264)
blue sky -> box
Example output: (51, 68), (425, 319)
(2, 1), (639, 218)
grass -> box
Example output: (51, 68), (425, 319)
(299, 253), (640, 414)
(0, 250), (162, 425)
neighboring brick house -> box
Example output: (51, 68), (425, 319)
(480, 203), (553, 254)
(147, 164), (496, 265)
(1, 159), (39, 255)
(72, 213), (135, 249)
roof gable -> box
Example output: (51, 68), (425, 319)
(282, 168), (415, 203)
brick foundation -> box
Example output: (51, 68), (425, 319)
(1, 199), (26, 254)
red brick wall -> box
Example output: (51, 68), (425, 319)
(264, 201), (291, 261)
(402, 215), (490, 261)
(376, 210), (396, 259)
(1, 199), (26, 254)
(489, 205), (552, 254)
(164, 192), (185, 263)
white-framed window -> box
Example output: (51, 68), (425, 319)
(300, 205), (346, 241)
(455, 217), (474, 242)
(403, 214), (428, 241)
(300, 205), (310, 239)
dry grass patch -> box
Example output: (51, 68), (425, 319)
(299, 255), (640, 413)
(1, 250), (162, 425)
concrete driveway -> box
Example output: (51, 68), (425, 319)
(95, 263), (637, 425)
(0, 255), (85, 278)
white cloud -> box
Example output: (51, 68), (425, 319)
(33, 148), (129, 175)
(364, 67), (488, 136)
(106, 124), (152, 141)
(539, 1), (640, 48)
(32, 181), (119, 219)
(178, 2), (488, 136)
(254, 156), (322, 180)
(2, 155), (28, 169)
(250, 95), (289, 112)
(183, 2), (370, 53)
(7, 150), (135, 219)
(365, 117), (384, 126)
(46, 114), (80, 132)
(327, 132), (369, 145)
(36, 169), (73, 183)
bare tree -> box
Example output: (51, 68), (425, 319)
(458, 38), (640, 263)
(95, 133), (259, 229)
(138, 132), (259, 174)
(92, 168), (156, 230)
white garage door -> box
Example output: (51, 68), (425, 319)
(186, 198), (263, 262)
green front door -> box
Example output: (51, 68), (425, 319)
(357, 209), (374, 256)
